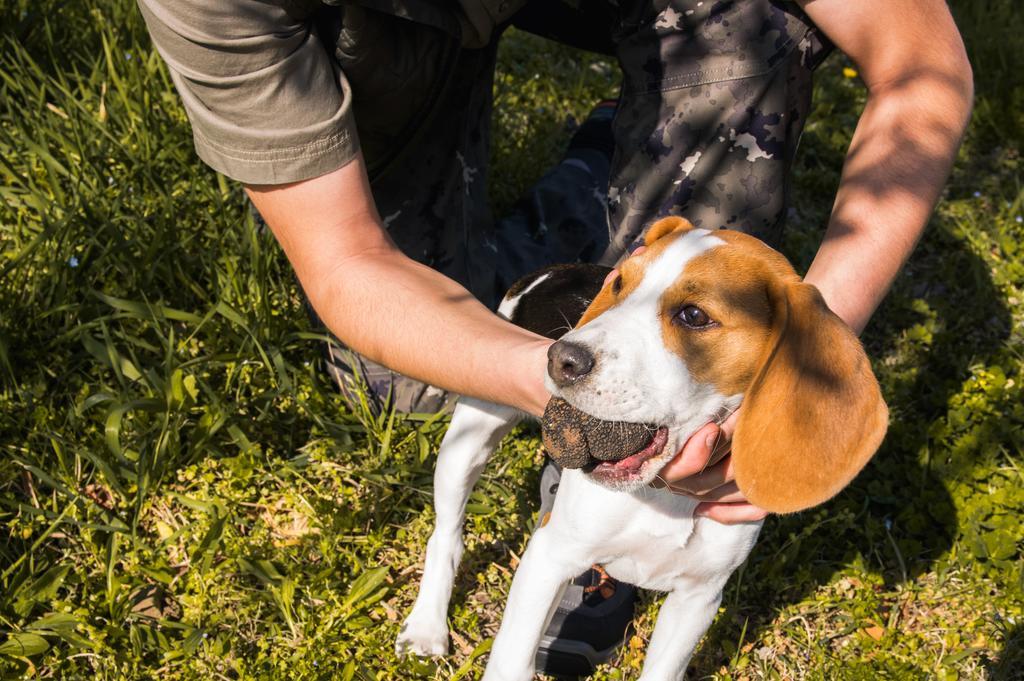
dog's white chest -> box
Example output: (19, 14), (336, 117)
(600, 540), (697, 593)
(549, 471), (709, 591)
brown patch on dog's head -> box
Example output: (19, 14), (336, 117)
(658, 231), (796, 397)
(578, 216), (698, 327)
(657, 230), (888, 512)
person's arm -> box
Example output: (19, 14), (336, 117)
(797, 0), (973, 333)
(247, 156), (553, 417)
(660, 0), (973, 523)
(138, 0), (553, 415)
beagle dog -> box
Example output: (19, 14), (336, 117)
(396, 217), (888, 680)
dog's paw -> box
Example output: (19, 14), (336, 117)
(395, 617), (449, 657)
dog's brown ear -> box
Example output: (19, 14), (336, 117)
(731, 281), (888, 514)
(644, 216), (695, 247)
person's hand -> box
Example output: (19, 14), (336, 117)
(654, 411), (769, 524)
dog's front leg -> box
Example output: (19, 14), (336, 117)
(483, 526), (587, 681)
(636, 580), (726, 681)
(397, 397), (521, 657)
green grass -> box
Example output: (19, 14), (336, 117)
(1, 0), (1023, 678)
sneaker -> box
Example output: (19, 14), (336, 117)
(535, 462), (638, 678)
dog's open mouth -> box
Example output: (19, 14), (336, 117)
(585, 426), (669, 478)
(541, 398), (668, 482)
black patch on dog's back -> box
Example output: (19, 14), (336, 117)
(504, 264), (611, 340)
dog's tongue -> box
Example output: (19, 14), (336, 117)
(542, 398), (657, 469)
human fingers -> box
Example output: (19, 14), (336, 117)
(718, 408), (739, 441)
(668, 480), (746, 503)
(693, 501), (769, 523)
(658, 421), (721, 481)
(603, 246), (650, 287)
(661, 404), (740, 480)
(667, 456), (734, 495)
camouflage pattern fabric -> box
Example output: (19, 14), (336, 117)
(602, 0), (832, 261)
(323, 0), (832, 414)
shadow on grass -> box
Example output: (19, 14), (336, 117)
(987, 622), (1024, 679)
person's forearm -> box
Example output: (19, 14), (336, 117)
(319, 245), (552, 415)
(806, 77), (972, 333)
(247, 159), (552, 416)
(801, 6), (973, 334)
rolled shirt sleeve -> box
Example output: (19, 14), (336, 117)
(138, 0), (358, 184)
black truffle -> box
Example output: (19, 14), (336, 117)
(541, 398), (657, 469)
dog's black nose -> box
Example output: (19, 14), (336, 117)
(547, 341), (595, 387)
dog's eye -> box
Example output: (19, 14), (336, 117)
(677, 305), (713, 329)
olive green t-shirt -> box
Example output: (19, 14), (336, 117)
(137, 0), (523, 185)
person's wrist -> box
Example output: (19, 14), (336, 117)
(803, 270), (872, 337)
(512, 337), (553, 417)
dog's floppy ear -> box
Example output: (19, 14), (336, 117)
(731, 280), (889, 514)
(644, 216), (695, 247)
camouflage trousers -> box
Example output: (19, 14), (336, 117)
(324, 0), (832, 414)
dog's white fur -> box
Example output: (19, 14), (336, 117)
(396, 224), (884, 679)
